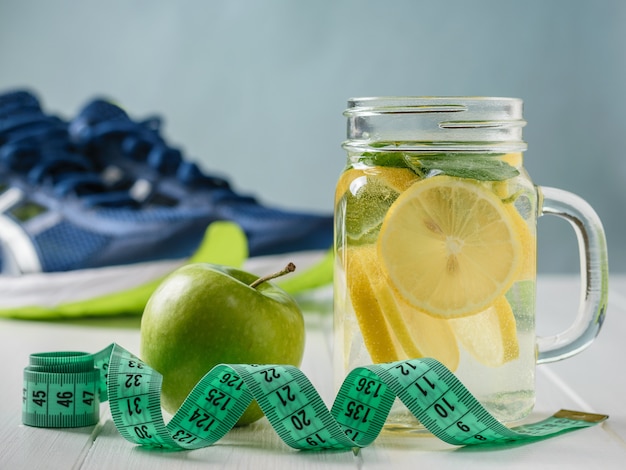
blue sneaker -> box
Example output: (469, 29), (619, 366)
(0, 91), (333, 318)
(68, 98), (334, 257)
(0, 91), (217, 271)
(0, 90), (205, 312)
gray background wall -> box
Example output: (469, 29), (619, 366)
(1, 0), (624, 273)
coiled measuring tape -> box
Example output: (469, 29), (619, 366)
(22, 343), (607, 450)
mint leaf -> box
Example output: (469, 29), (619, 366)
(357, 151), (519, 181)
(359, 152), (406, 168)
(404, 154), (519, 181)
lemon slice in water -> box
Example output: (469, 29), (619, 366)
(344, 245), (400, 364)
(335, 166), (419, 245)
(378, 175), (523, 318)
(346, 244), (460, 370)
(449, 296), (520, 367)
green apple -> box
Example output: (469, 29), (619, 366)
(139, 262), (305, 426)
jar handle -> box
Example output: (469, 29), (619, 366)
(535, 186), (609, 364)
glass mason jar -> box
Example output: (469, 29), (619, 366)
(333, 97), (609, 431)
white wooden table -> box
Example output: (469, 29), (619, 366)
(1, 275), (625, 469)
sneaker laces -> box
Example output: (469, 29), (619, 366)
(0, 104), (135, 207)
(69, 100), (257, 204)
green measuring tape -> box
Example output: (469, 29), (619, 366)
(22, 343), (607, 450)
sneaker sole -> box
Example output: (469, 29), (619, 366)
(0, 250), (329, 313)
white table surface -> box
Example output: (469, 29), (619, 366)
(1, 274), (624, 469)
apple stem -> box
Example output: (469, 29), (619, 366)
(249, 263), (296, 289)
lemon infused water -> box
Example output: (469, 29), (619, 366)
(333, 97), (609, 431)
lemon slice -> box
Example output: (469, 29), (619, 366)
(380, 288), (460, 371)
(500, 152), (523, 167)
(335, 166), (419, 206)
(449, 296), (519, 367)
(487, 177), (536, 281)
(346, 244), (460, 370)
(335, 166), (419, 245)
(378, 175), (522, 318)
(504, 201), (535, 280)
(345, 245), (401, 364)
